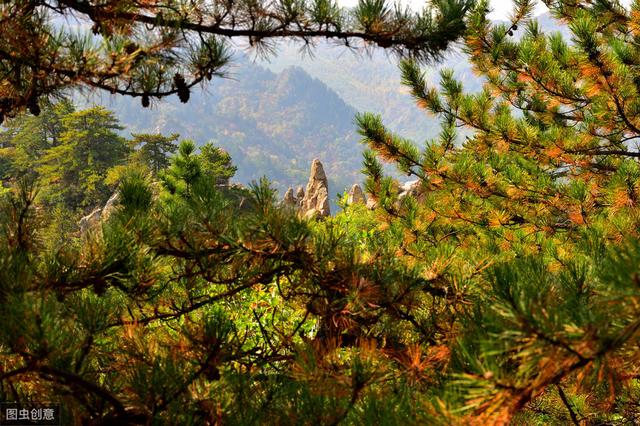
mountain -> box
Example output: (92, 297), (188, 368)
(258, 45), (476, 142)
(84, 58), (364, 198)
(256, 12), (567, 143)
(82, 12), (565, 203)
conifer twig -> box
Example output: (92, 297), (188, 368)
(556, 384), (580, 426)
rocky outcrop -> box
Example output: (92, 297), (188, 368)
(346, 184), (366, 205)
(301, 159), (330, 218)
(79, 208), (103, 235)
(79, 192), (120, 235)
(283, 188), (296, 208)
(397, 179), (430, 205)
(280, 159), (331, 218)
(102, 192), (120, 221)
(278, 161), (430, 214)
(398, 179), (421, 200)
(295, 186), (305, 208)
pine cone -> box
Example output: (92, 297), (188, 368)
(141, 93), (150, 108)
(376, 38), (393, 48)
(174, 73), (190, 103)
(204, 364), (220, 381)
(27, 96), (40, 116)
(124, 42), (138, 55)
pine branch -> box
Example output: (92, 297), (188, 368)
(556, 384), (580, 426)
(0, 0), (474, 116)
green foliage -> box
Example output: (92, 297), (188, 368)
(198, 141), (237, 185)
(160, 139), (203, 197)
(0, 100), (75, 181)
(36, 107), (129, 209)
(118, 169), (154, 216)
(352, 0), (640, 422)
(0, 103), (130, 211)
(7, 1), (640, 424)
(159, 139), (241, 201)
(0, 168), (450, 423)
(129, 132), (179, 175)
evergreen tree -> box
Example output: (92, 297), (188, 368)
(354, 0), (640, 422)
(160, 139), (203, 197)
(129, 132), (179, 175)
(198, 141), (237, 185)
(6, 1), (640, 424)
(0, 100), (75, 181)
(0, 158), (460, 424)
(38, 106), (129, 209)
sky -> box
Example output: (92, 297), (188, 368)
(336, 0), (549, 20)
(487, 1), (549, 20)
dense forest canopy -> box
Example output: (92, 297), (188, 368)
(3, 0), (640, 425)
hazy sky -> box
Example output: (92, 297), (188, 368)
(488, 1), (549, 20)
(336, 0), (549, 20)
(372, 0), (633, 19)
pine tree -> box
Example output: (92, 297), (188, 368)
(37, 106), (129, 209)
(0, 0), (474, 118)
(129, 132), (179, 175)
(0, 143), (445, 423)
(198, 142), (237, 185)
(160, 139), (203, 197)
(0, 100), (75, 181)
(7, 1), (640, 424)
(354, 0), (640, 422)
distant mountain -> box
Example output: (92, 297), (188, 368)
(257, 12), (567, 142)
(259, 44), (475, 142)
(81, 12), (566, 204)
(84, 58), (364, 198)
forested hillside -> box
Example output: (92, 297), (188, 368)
(259, 13), (564, 141)
(260, 44), (473, 141)
(86, 59), (363, 197)
(88, 12), (563, 201)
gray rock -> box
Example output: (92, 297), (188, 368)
(398, 179), (422, 200)
(316, 186), (330, 217)
(282, 187), (296, 207)
(303, 208), (320, 220)
(347, 184), (366, 205)
(79, 191), (120, 235)
(79, 208), (102, 235)
(301, 159), (330, 218)
(295, 186), (305, 208)
(101, 192), (120, 221)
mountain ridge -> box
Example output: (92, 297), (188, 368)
(78, 12), (566, 202)
(80, 58), (364, 198)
